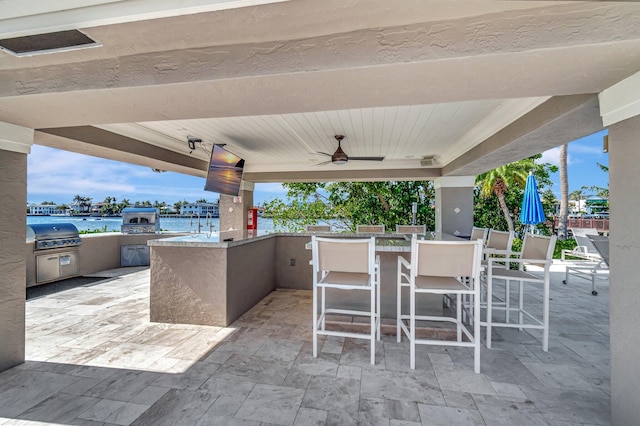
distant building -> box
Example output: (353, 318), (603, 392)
(180, 202), (219, 217)
(28, 204), (58, 215)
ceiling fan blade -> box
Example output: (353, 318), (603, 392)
(349, 156), (385, 161)
(312, 152), (332, 157)
(313, 160), (333, 167)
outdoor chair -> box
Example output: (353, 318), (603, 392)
(356, 224), (385, 234)
(462, 229), (515, 323)
(470, 227), (488, 244)
(305, 224), (332, 233)
(484, 233), (556, 352)
(482, 229), (516, 270)
(310, 236), (380, 365)
(397, 237), (483, 373)
(395, 224), (426, 235)
(564, 233), (609, 295)
(561, 228), (602, 261)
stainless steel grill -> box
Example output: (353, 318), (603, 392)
(121, 207), (160, 234)
(26, 223), (82, 251)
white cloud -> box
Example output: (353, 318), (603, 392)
(28, 147), (139, 199)
(570, 143), (605, 155)
(539, 146), (571, 166)
(26, 146), (287, 205)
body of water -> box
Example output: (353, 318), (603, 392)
(26, 215), (277, 235)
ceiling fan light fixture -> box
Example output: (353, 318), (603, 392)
(331, 134), (349, 165)
(332, 145), (348, 165)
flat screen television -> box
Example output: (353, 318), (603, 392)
(204, 145), (245, 196)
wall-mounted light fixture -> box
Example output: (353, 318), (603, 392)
(420, 156), (436, 167)
(603, 135), (609, 153)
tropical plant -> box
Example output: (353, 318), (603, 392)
(72, 194), (92, 213)
(262, 181), (435, 233)
(117, 198), (131, 213)
(473, 156), (557, 236)
(581, 162), (609, 199)
(569, 189), (584, 214)
(475, 159), (534, 233)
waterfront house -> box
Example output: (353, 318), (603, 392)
(27, 204), (58, 216)
(180, 201), (220, 218)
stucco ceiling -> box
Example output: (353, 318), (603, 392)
(1, 0), (638, 182)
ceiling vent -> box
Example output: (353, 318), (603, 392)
(0, 30), (100, 56)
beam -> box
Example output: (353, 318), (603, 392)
(35, 126), (208, 177)
(443, 94), (602, 177)
(243, 168), (441, 183)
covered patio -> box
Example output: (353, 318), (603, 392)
(0, 263), (610, 425)
(1, 1), (639, 423)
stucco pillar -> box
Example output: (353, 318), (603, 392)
(607, 114), (640, 425)
(434, 176), (475, 238)
(0, 122), (33, 372)
(219, 181), (254, 241)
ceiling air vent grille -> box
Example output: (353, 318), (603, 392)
(0, 30), (100, 56)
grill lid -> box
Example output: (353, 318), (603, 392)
(27, 223), (82, 250)
(27, 223), (80, 240)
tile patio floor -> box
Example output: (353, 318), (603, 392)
(0, 261), (610, 425)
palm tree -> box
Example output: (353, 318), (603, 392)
(582, 163), (610, 198)
(476, 159), (532, 233)
(569, 189), (584, 214)
(558, 144), (569, 240)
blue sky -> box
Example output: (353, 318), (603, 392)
(27, 130), (609, 206)
(539, 129), (609, 196)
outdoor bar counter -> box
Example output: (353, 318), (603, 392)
(148, 232), (455, 327)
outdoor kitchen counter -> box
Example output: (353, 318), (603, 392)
(148, 232), (453, 327)
(148, 233), (279, 327)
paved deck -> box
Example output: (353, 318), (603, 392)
(0, 261), (610, 425)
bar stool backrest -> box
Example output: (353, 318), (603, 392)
(413, 240), (480, 278)
(356, 224), (385, 234)
(521, 233), (557, 268)
(306, 225), (332, 233)
(315, 237), (373, 274)
(396, 225), (426, 234)
(486, 229), (514, 251)
(470, 227), (488, 244)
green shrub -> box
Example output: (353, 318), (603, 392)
(554, 238), (577, 259)
(79, 226), (117, 234)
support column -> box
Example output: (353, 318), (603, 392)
(608, 114), (640, 425)
(0, 122), (33, 372)
(434, 176), (475, 238)
(219, 181), (254, 241)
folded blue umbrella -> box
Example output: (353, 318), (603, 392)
(520, 172), (545, 231)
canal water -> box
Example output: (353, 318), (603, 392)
(26, 215), (277, 235)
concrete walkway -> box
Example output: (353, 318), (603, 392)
(0, 261), (610, 425)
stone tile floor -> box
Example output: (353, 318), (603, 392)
(0, 261), (610, 425)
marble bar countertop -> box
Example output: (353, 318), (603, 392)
(147, 232), (277, 248)
(147, 232), (334, 248)
(148, 231), (463, 251)
(303, 232), (464, 252)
